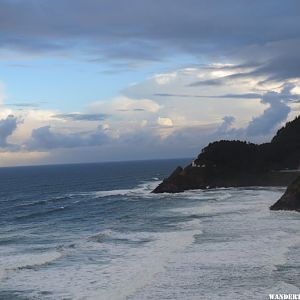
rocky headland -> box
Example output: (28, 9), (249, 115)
(270, 176), (300, 212)
(152, 116), (300, 198)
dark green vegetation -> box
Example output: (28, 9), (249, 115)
(152, 116), (300, 194)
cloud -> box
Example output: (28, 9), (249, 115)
(207, 84), (299, 141)
(1, 2), (297, 50)
(0, 50), (300, 166)
(154, 72), (177, 85)
(26, 125), (109, 150)
(245, 84), (294, 136)
(217, 116), (235, 134)
(153, 84), (296, 156)
(0, 1), (299, 78)
(1, 79), (299, 164)
(250, 56), (300, 82)
(157, 117), (173, 127)
(12, 81), (298, 161)
(0, 115), (20, 150)
(53, 113), (108, 121)
(189, 78), (224, 87)
(8, 102), (45, 108)
(124, 65), (269, 129)
(89, 97), (161, 115)
(154, 92), (261, 99)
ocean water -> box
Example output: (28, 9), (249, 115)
(0, 159), (299, 300)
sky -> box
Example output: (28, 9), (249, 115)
(0, 0), (300, 166)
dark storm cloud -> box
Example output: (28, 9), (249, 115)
(250, 54), (300, 82)
(0, 0), (299, 77)
(188, 70), (256, 87)
(53, 113), (108, 121)
(189, 56), (300, 85)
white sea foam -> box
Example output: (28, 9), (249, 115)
(171, 189), (232, 202)
(131, 189), (300, 300)
(87, 229), (155, 244)
(177, 218), (203, 231)
(0, 225), (201, 300)
(2, 188), (300, 300)
(68, 179), (161, 200)
(96, 230), (200, 300)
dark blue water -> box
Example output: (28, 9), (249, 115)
(0, 159), (188, 229)
(0, 159), (299, 299)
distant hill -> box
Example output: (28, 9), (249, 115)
(152, 116), (300, 193)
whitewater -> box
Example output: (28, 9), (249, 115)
(0, 160), (299, 299)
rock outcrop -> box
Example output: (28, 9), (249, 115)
(270, 176), (300, 212)
(152, 116), (300, 193)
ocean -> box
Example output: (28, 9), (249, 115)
(0, 159), (299, 300)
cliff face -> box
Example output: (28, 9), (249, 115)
(152, 116), (300, 194)
(270, 176), (300, 212)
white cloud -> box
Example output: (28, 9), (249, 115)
(90, 96), (161, 114)
(157, 117), (173, 127)
(0, 63), (300, 166)
(124, 65), (270, 128)
(154, 72), (177, 85)
(141, 120), (148, 127)
(246, 84), (294, 136)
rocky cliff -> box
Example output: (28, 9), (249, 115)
(270, 176), (300, 211)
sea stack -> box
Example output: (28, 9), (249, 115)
(270, 176), (300, 212)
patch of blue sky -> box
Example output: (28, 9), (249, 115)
(0, 53), (202, 112)
(0, 59), (132, 111)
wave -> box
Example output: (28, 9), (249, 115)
(12, 181), (164, 211)
(16, 252), (63, 270)
(180, 189), (232, 200)
(177, 218), (203, 231)
(2, 187), (300, 299)
(13, 195), (73, 210)
(87, 230), (154, 245)
(0, 234), (29, 245)
(11, 181), (160, 214)
(70, 179), (161, 200)
(0, 250), (63, 280)
(15, 206), (69, 220)
(87, 229), (115, 243)
(93, 189), (136, 197)
(12, 179), (162, 215)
